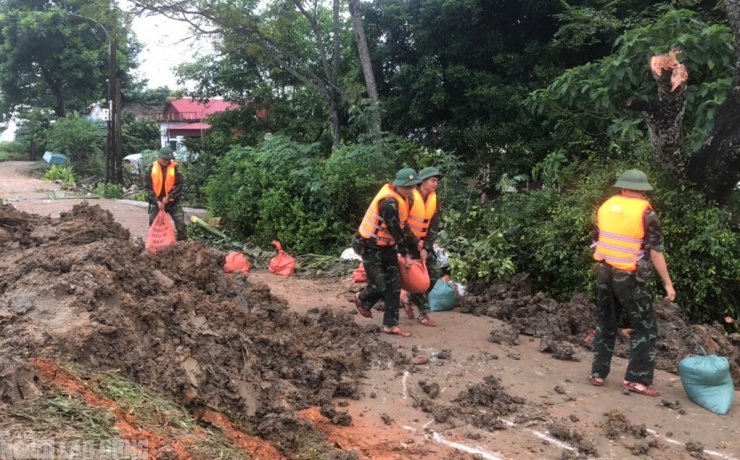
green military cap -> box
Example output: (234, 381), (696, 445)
(418, 166), (444, 181)
(393, 168), (421, 187)
(158, 146), (175, 160)
(614, 169), (653, 191)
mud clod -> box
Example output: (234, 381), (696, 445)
(603, 410), (648, 440)
(419, 380), (440, 399)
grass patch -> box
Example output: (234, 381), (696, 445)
(7, 394), (118, 439)
(91, 370), (196, 434)
(43, 362), (257, 459)
(294, 432), (347, 460)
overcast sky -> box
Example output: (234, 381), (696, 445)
(127, 4), (211, 90)
(1, 5), (208, 141)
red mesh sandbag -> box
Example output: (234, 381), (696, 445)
(398, 256), (430, 294)
(146, 209), (176, 253)
(224, 251), (251, 274)
(269, 240), (296, 276)
(352, 263), (367, 283)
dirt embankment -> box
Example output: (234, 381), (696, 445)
(0, 203), (399, 458)
(459, 273), (740, 386)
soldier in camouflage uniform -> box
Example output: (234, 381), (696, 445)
(589, 169), (676, 397)
(353, 168), (422, 337)
(144, 147), (188, 241)
(403, 166), (444, 326)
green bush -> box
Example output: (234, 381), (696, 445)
(497, 159), (739, 324)
(131, 190), (148, 202)
(44, 114), (105, 177)
(205, 134), (466, 253)
(439, 203), (516, 283)
(43, 165), (77, 187)
(93, 183), (124, 199)
(0, 141), (27, 160)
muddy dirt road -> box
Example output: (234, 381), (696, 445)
(1, 160), (738, 460)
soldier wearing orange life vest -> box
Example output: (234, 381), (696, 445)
(588, 169), (675, 397)
(401, 166), (444, 327)
(353, 168), (422, 338)
(144, 147), (188, 241)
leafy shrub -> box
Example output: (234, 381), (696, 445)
(45, 114), (105, 176)
(205, 134), (466, 253)
(439, 203), (516, 283)
(497, 159), (739, 323)
(131, 190), (148, 202)
(0, 141), (27, 160)
(93, 183), (124, 199)
(44, 165), (77, 187)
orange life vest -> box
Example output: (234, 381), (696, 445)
(592, 195), (651, 272)
(407, 189), (437, 240)
(151, 160), (178, 198)
(358, 184), (409, 246)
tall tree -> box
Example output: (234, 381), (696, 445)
(133, 0), (347, 148)
(688, 1), (740, 203)
(529, 8), (738, 202)
(0, 0), (139, 120)
(348, 0), (381, 138)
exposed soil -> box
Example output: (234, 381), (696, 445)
(1, 160), (739, 460)
(459, 274), (740, 387)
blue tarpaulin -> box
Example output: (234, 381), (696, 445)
(43, 151), (70, 165)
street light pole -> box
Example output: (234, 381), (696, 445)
(107, 36), (117, 184)
(69, 11), (119, 184)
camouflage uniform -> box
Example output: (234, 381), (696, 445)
(591, 209), (664, 385)
(144, 162), (188, 241)
(407, 199), (442, 315)
(357, 197), (418, 328)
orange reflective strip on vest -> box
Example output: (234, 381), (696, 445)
(592, 195), (651, 271)
(150, 161), (178, 197)
(407, 189), (437, 239)
(358, 184), (409, 246)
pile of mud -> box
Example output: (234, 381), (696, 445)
(0, 203), (400, 455)
(459, 273), (740, 385)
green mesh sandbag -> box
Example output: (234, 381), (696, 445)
(679, 353), (735, 415)
(429, 279), (456, 312)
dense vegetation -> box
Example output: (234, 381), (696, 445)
(2, 0), (737, 323)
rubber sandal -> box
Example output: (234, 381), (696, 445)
(401, 294), (415, 319)
(353, 293), (372, 318)
(622, 381), (660, 397)
(588, 375), (604, 387)
(383, 325), (412, 337)
(417, 315), (437, 327)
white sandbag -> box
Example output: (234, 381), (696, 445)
(340, 247), (362, 261)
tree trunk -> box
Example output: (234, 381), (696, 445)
(41, 68), (66, 118)
(348, 0), (382, 138)
(687, 1), (740, 204)
(630, 51), (688, 177)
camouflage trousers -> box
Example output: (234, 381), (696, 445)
(358, 245), (402, 328)
(148, 200), (188, 241)
(407, 250), (441, 315)
(591, 262), (657, 385)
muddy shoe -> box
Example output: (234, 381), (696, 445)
(401, 293), (415, 319)
(353, 293), (373, 318)
(383, 325), (411, 337)
(622, 381), (660, 397)
(418, 314), (437, 327)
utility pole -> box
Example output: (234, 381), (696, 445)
(106, 36), (116, 183)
